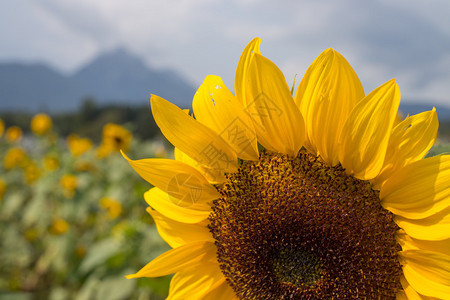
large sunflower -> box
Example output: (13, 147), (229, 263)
(125, 38), (450, 299)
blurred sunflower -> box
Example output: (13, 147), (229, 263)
(125, 38), (449, 299)
(24, 228), (39, 242)
(49, 218), (70, 235)
(23, 162), (41, 184)
(43, 154), (60, 171)
(67, 134), (93, 157)
(31, 113), (52, 136)
(5, 126), (23, 142)
(99, 197), (123, 219)
(97, 123), (132, 158)
(4, 147), (28, 169)
(0, 118), (4, 137)
(0, 178), (6, 200)
(60, 174), (77, 198)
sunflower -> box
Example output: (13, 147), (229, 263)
(60, 174), (77, 198)
(67, 134), (93, 157)
(4, 147), (28, 169)
(5, 125), (23, 142)
(97, 123), (132, 158)
(0, 178), (5, 200)
(0, 118), (4, 138)
(31, 113), (52, 136)
(125, 38), (449, 299)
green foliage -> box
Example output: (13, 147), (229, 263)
(427, 141), (450, 157)
(0, 128), (171, 299)
(0, 98), (164, 143)
(439, 120), (450, 139)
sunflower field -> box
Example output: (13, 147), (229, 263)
(0, 115), (171, 300)
(1, 110), (450, 300)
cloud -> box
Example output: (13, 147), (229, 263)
(0, 0), (100, 72)
(0, 0), (449, 106)
(36, 0), (115, 46)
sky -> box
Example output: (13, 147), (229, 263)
(1, 0), (450, 107)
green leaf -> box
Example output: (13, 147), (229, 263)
(78, 239), (121, 274)
(96, 273), (135, 300)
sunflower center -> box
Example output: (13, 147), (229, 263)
(209, 150), (403, 299)
(113, 136), (123, 146)
(272, 248), (323, 287)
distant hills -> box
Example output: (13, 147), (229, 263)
(0, 49), (449, 121)
(0, 48), (196, 112)
(398, 103), (450, 122)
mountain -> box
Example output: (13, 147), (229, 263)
(0, 63), (76, 111)
(399, 103), (450, 121)
(71, 48), (195, 106)
(1, 52), (449, 120)
(0, 48), (196, 112)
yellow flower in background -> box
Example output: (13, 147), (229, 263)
(99, 197), (123, 219)
(24, 162), (41, 184)
(0, 118), (4, 137)
(125, 38), (449, 299)
(4, 147), (28, 169)
(31, 113), (52, 136)
(49, 218), (70, 235)
(60, 174), (77, 198)
(104, 123), (132, 151)
(97, 123), (132, 158)
(24, 228), (39, 242)
(43, 154), (60, 171)
(74, 160), (96, 173)
(96, 144), (112, 159)
(5, 126), (23, 142)
(0, 178), (6, 200)
(60, 174), (77, 191)
(67, 134), (93, 157)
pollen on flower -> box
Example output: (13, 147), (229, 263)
(209, 150), (403, 299)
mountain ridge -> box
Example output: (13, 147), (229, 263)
(0, 48), (196, 112)
(0, 50), (449, 121)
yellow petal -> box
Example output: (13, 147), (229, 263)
(373, 109), (439, 189)
(395, 290), (408, 300)
(244, 53), (305, 156)
(235, 37), (261, 105)
(399, 276), (439, 300)
(167, 261), (224, 300)
(144, 188), (210, 223)
(151, 95), (238, 173)
(395, 207), (450, 241)
(397, 231), (450, 256)
(294, 48), (365, 165)
(174, 147), (226, 184)
(339, 79), (400, 180)
(123, 152), (219, 208)
(200, 279), (238, 300)
(126, 241), (216, 278)
(174, 146), (202, 168)
(148, 208), (214, 248)
(401, 250), (450, 298)
(380, 155), (450, 219)
(193, 75), (259, 161)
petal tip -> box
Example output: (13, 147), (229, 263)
(120, 149), (131, 161)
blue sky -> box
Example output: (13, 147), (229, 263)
(1, 0), (450, 107)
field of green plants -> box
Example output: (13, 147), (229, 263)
(1, 112), (449, 300)
(0, 115), (171, 300)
